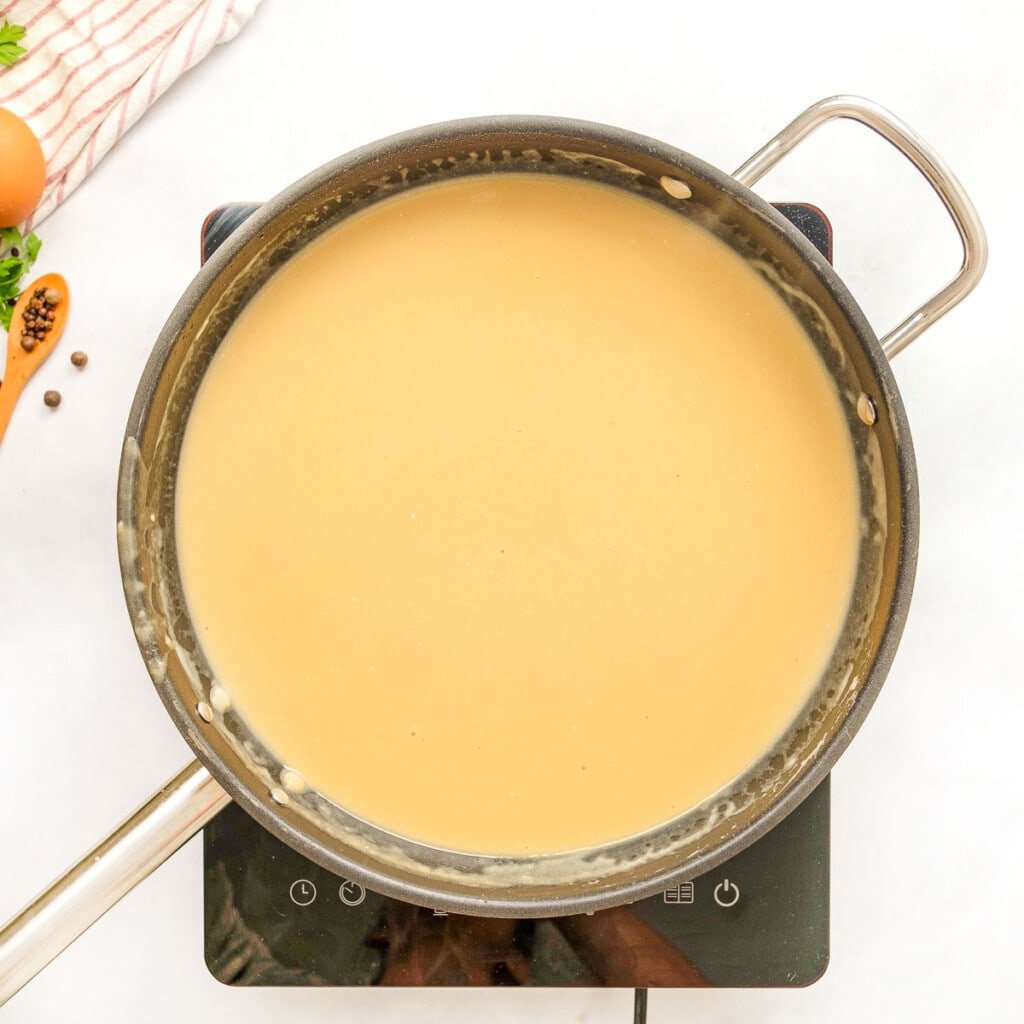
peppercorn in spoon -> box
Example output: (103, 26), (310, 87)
(0, 274), (70, 447)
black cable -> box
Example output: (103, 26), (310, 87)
(633, 987), (648, 1024)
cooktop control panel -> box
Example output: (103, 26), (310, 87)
(205, 779), (828, 988)
(201, 202), (833, 989)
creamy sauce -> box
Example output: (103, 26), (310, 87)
(176, 174), (860, 856)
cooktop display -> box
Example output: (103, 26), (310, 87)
(200, 202), (833, 990)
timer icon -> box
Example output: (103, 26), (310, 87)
(289, 879), (317, 906)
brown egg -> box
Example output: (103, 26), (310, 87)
(0, 108), (45, 226)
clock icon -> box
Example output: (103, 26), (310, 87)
(288, 879), (317, 906)
(338, 880), (366, 907)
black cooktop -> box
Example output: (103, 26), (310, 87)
(201, 201), (833, 993)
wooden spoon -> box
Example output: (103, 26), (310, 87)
(0, 273), (70, 447)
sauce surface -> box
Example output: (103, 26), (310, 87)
(176, 174), (860, 855)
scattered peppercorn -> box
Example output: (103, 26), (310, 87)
(43, 389), (61, 408)
(70, 350), (88, 368)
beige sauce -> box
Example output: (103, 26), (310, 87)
(176, 174), (860, 856)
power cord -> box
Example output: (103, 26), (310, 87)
(634, 988), (648, 1024)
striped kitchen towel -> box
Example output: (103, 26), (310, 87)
(0, 0), (262, 228)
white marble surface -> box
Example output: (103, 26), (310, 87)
(2, 1), (1022, 1020)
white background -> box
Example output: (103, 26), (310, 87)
(2, 1), (1022, 1021)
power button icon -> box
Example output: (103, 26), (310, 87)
(713, 878), (741, 908)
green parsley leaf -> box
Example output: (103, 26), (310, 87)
(0, 226), (42, 330)
(0, 259), (25, 286)
(0, 21), (27, 67)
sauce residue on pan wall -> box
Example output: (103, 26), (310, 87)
(175, 174), (860, 856)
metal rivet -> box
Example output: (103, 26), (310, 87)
(857, 393), (878, 425)
(196, 701), (213, 723)
(270, 788), (290, 806)
(660, 175), (693, 200)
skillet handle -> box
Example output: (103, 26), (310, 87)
(0, 760), (229, 1007)
(732, 95), (987, 359)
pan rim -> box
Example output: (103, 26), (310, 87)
(117, 114), (918, 916)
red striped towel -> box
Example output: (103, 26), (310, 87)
(0, 0), (261, 228)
